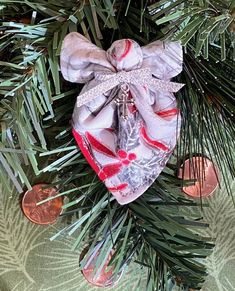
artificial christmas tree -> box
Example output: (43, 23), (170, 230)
(0, 1), (234, 290)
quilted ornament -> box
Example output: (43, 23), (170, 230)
(60, 33), (183, 205)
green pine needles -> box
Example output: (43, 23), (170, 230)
(0, 1), (234, 290)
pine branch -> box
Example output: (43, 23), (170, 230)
(147, 0), (235, 60)
(177, 45), (235, 193)
(56, 167), (213, 290)
(0, 1), (233, 290)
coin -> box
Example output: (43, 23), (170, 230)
(81, 249), (123, 287)
(22, 184), (63, 225)
(178, 156), (219, 198)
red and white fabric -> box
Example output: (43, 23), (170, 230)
(60, 32), (183, 205)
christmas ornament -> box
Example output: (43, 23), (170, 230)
(80, 248), (123, 287)
(61, 32), (184, 204)
(22, 184), (63, 225)
(178, 156), (219, 198)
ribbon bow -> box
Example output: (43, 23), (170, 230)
(77, 68), (184, 107)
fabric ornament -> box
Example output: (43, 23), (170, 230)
(60, 32), (184, 205)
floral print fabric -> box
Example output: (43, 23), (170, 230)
(61, 32), (183, 204)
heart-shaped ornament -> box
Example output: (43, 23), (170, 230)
(61, 33), (183, 205)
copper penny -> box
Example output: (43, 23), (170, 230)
(22, 184), (63, 225)
(178, 156), (219, 198)
(81, 249), (123, 287)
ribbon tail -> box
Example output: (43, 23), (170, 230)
(148, 78), (184, 93)
(76, 78), (119, 107)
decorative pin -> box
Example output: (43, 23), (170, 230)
(115, 83), (134, 120)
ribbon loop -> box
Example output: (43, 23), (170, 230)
(77, 68), (184, 108)
(117, 71), (130, 83)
